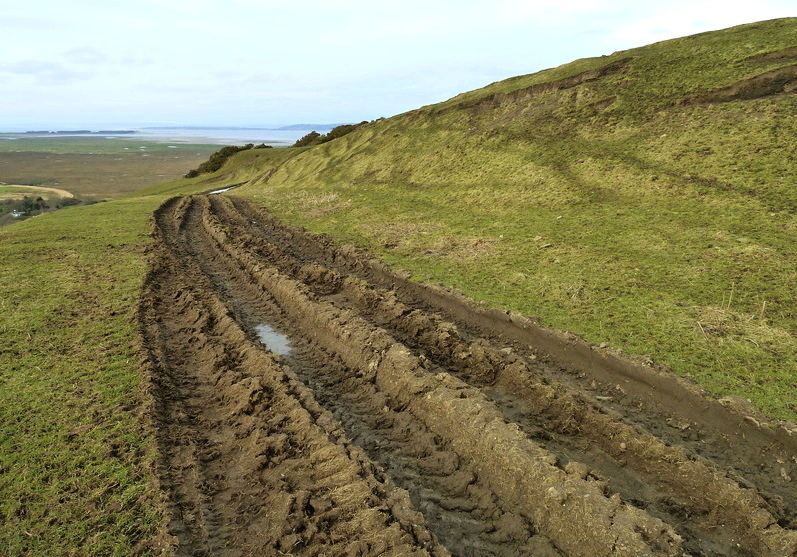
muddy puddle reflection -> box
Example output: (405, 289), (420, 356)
(254, 324), (292, 356)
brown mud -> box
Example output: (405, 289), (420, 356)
(139, 195), (797, 556)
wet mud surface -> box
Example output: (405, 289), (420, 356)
(139, 195), (797, 556)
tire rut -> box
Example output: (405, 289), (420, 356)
(138, 195), (797, 557)
(139, 197), (447, 556)
(181, 196), (564, 555)
(210, 195), (797, 556)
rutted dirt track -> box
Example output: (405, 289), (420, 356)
(139, 195), (797, 556)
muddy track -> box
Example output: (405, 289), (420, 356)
(139, 195), (797, 556)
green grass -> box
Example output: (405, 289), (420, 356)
(167, 18), (797, 420)
(0, 141), (302, 554)
(0, 198), (167, 556)
(0, 185), (35, 196)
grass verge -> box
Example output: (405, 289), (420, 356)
(0, 198), (166, 556)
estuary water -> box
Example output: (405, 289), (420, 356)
(133, 127), (311, 145)
(0, 126), (319, 146)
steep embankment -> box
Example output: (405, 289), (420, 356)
(172, 17), (797, 421)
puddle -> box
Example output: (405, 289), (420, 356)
(209, 187), (233, 194)
(254, 324), (292, 356)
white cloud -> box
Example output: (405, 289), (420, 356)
(65, 47), (107, 65)
(1, 60), (91, 84)
(0, 1), (794, 125)
(605, 0), (795, 48)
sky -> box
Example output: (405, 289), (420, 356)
(0, 0), (794, 129)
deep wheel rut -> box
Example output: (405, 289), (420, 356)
(139, 195), (797, 557)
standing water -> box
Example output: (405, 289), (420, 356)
(254, 324), (292, 356)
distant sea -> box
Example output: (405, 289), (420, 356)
(0, 126), (330, 146)
(133, 127), (312, 145)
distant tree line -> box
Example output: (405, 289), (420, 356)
(0, 195), (95, 227)
(184, 143), (272, 178)
(293, 121), (370, 147)
(183, 120), (380, 180)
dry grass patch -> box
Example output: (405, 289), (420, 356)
(694, 304), (793, 348)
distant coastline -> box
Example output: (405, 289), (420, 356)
(15, 130), (137, 135)
(0, 124), (350, 145)
(0, 124), (335, 144)
(141, 124), (348, 132)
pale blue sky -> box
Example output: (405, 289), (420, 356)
(1, 0), (793, 128)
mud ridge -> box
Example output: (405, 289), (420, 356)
(139, 198), (447, 556)
(184, 197), (569, 555)
(205, 195), (797, 557)
(197, 196), (683, 556)
(140, 194), (797, 556)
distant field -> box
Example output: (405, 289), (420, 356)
(0, 184), (74, 200)
(0, 185), (32, 196)
(0, 137), (218, 198)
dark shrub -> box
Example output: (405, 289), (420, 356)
(184, 143), (255, 178)
(293, 121), (370, 148)
(293, 131), (321, 147)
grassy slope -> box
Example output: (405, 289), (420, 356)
(0, 17), (795, 557)
(0, 169), (220, 554)
(202, 18), (796, 419)
(0, 199), (167, 555)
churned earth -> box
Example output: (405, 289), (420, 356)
(138, 194), (797, 556)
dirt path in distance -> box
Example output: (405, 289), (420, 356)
(0, 184), (74, 199)
(138, 195), (797, 556)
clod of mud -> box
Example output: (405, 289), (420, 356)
(138, 194), (797, 556)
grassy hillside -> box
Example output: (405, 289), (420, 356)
(0, 17), (795, 556)
(0, 199), (168, 555)
(175, 18), (797, 419)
